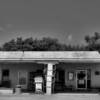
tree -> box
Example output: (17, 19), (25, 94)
(1, 36), (88, 51)
(85, 32), (100, 51)
(2, 39), (17, 51)
(23, 37), (34, 51)
(16, 37), (24, 51)
(1, 37), (69, 51)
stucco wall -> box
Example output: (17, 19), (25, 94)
(56, 63), (100, 89)
(91, 64), (100, 88)
(0, 63), (44, 89)
(0, 62), (100, 89)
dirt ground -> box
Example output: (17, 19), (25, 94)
(0, 93), (100, 100)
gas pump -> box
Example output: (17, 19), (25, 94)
(34, 76), (43, 94)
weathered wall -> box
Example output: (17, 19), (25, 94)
(0, 62), (100, 90)
(56, 63), (100, 89)
(91, 64), (100, 88)
(0, 63), (44, 89)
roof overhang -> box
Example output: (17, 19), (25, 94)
(0, 51), (99, 63)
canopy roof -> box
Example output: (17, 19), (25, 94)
(0, 51), (99, 63)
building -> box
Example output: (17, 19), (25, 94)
(0, 51), (100, 94)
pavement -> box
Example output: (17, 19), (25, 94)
(0, 93), (100, 100)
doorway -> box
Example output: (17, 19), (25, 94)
(28, 71), (35, 92)
(54, 69), (65, 92)
(28, 70), (44, 92)
(2, 69), (10, 88)
(76, 70), (87, 89)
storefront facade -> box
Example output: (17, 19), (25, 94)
(0, 51), (100, 94)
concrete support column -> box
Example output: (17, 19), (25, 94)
(46, 63), (54, 95)
(0, 69), (2, 84)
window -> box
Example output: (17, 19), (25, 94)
(68, 72), (74, 81)
(18, 71), (27, 85)
(2, 69), (9, 76)
(2, 69), (9, 81)
(95, 71), (100, 75)
(2, 69), (10, 87)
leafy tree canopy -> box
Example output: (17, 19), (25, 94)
(85, 32), (100, 51)
(1, 37), (85, 51)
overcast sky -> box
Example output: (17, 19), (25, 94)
(0, 0), (100, 45)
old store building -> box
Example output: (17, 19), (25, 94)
(0, 51), (100, 94)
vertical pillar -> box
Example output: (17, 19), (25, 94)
(46, 63), (54, 95)
(0, 69), (2, 84)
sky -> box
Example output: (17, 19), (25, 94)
(0, 0), (100, 46)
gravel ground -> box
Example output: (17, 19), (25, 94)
(0, 93), (100, 100)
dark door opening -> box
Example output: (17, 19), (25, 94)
(76, 70), (87, 89)
(87, 69), (91, 89)
(2, 69), (10, 88)
(28, 69), (44, 92)
(28, 71), (35, 92)
(54, 69), (65, 92)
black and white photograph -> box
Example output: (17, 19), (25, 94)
(0, 0), (100, 100)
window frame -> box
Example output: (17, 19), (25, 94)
(95, 71), (100, 75)
(18, 70), (28, 87)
